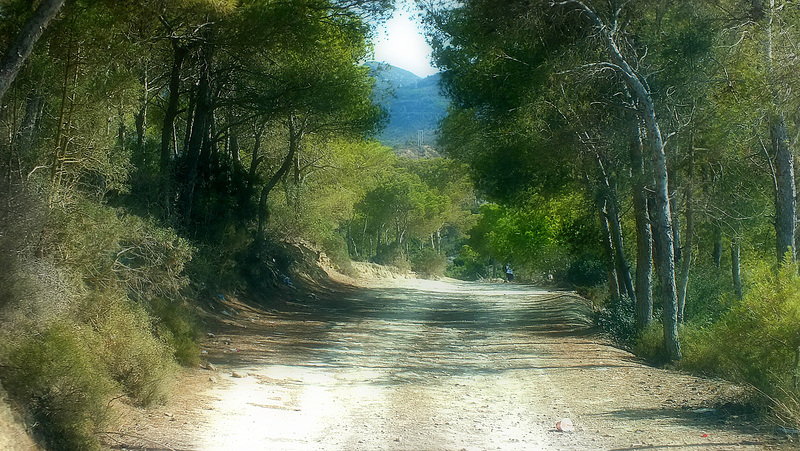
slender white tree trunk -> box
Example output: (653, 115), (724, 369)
(562, 1), (681, 359)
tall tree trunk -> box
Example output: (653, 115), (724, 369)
(648, 116), (682, 361)
(606, 192), (635, 302)
(599, 203), (621, 300)
(238, 126), (263, 214)
(712, 223), (723, 267)
(361, 217), (369, 258)
(760, 0), (796, 262)
(257, 116), (302, 244)
(134, 62), (149, 163)
(569, 0), (681, 360)
(133, 109), (146, 167)
(50, 45), (79, 188)
(772, 115), (795, 262)
(0, 0), (66, 104)
(230, 133), (243, 174)
(3, 96), (16, 182)
(16, 89), (44, 172)
(676, 143), (695, 323)
(677, 187), (693, 323)
(676, 194), (693, 323)
(630, 128), (653, 329)
(669, 146), (682, 265)
(160, 43), (187, 171)
(179, 49), (213, 225)
(731, 238), (743, 300)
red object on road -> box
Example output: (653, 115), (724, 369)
(556, 418), (574, 432)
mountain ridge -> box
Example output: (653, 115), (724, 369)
(366, 62), (449, 154)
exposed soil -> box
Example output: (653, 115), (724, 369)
(106, 272), (796, 451)
(0, 390), (39, 451)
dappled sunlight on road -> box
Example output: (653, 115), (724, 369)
(189, 280), (775, 450)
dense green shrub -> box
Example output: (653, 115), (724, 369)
(446, 244), (489, 280)
(374, 242), (411, 271)
(78, 293), (178, 406)
(645, 261), (800, 425)
(187, 227), (249, 292)
(48, 200), (192, 300)
(147, 296), (201, 367)
(710, 262), (800, 398)
(677, 322), (720, 375)
(632, 322), (666, 362)
(684, 262), (737, 324)
(1, 195), (198, 447)
(595, 295), (637, 346)
(320, 231), (356, 276)
(49, 200), (200, 362)
(3, 323), (115, 451)
(565, 258), (606, 288)
(411, 247), (447, 278)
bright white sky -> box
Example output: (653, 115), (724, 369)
(372, 8), (438, 78)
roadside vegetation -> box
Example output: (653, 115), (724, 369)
(0, 1), (486, 448)
(419, 0), (800, 428)
(0, 1), (398, 449)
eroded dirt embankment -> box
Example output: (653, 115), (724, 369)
(107, 272), (792, 450)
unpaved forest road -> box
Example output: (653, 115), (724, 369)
(110, 279), (791, 450)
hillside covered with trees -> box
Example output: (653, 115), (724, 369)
(368, 62), (448, 152)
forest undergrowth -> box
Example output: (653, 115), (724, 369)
(592, 260), (800, 430)
(0, 184), (199, 450)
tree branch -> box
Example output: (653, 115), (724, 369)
(0, 0), (67, 103)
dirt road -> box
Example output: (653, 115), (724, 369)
(110, 279), (789, 450)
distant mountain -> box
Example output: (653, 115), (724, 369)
(366, 62), (449, 155)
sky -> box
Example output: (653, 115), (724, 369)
(372, 9), (439, 78)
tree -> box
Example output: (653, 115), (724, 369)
(0, 0), (66, 104)
(728, 0), (800, 263)
(551, 1), (680, 360)
(423, 0), (705, 359)
(232, 1), (385, 243)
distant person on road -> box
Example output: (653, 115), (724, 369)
(505, 264), (514, 283)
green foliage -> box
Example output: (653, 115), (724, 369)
(373, 242), (411, 272)
(48, 200), (192, 301)
(564, 258), (606, 288)
(187, 230), (249, 292)
(146, 297), (201, 368)
(0, 0), (414, 446)
(269, 139), (395, 251)
(676, 323), (719, 375)
(446, 244), (489, 280)
(2, 323), (114, 451)
(323, 235), (356, 275)
(450, 192), (600, 283)
(709, 261), (800, 397)
(346, 156), (475, 268)
(644, 260), (800, 426)
(0, 194), (196, 448)
(595, 296), (638, 347)
(683, 262), (737, 325)
(411, 247), (447, 278)
(632, 322), (667, 363)
(77, 292), (178, 405)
